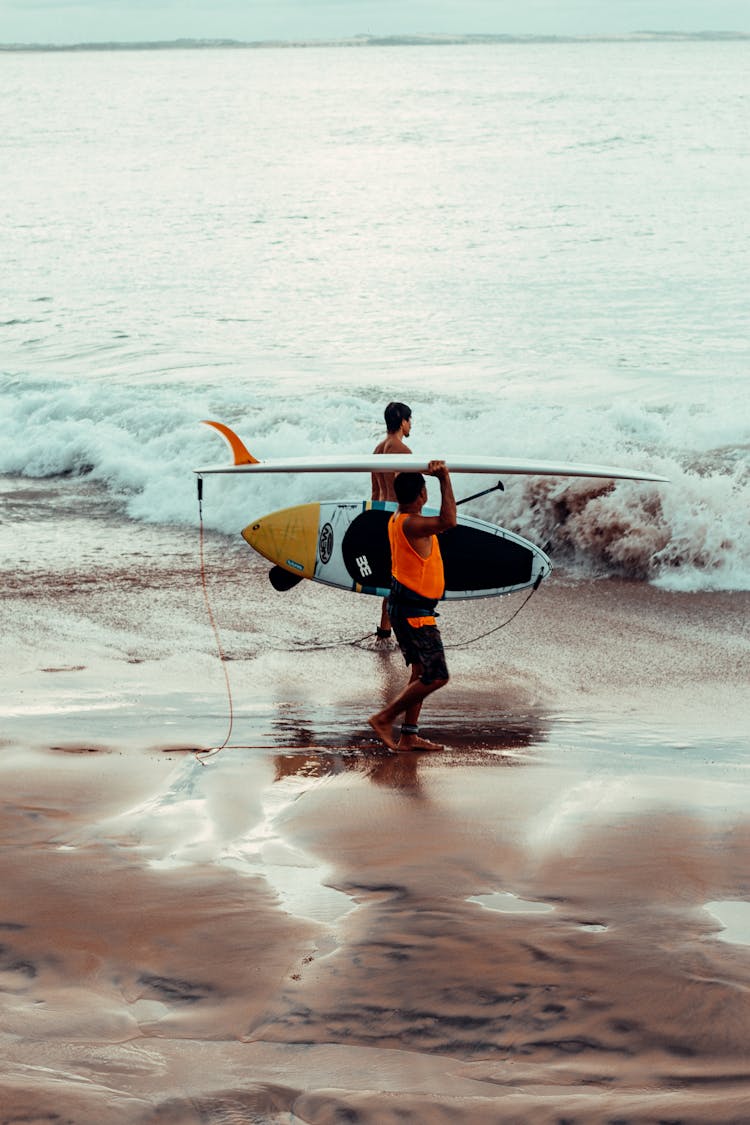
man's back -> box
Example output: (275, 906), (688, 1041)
(372, 432), (411, 501)
(371, 401), (414, 636)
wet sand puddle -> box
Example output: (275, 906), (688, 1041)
(1, 675), (750, 1116)
(123, 750), (356, 930)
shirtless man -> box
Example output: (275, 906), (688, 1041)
(372, 401), (412, 502)
(372, 401), (412, 638)
(368, 462), (456, 752)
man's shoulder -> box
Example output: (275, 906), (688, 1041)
(383, 437), (411, 455)
(373, 439), (387, 455)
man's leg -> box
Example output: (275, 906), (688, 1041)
(368, 665), (448, 752)
(376, 597), (392, 640)
(402, 665), (423, 726)
(396, 623), (449, 749)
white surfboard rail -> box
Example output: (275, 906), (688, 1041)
(194, 453), (668, 483)
(193, 420), (669, 483)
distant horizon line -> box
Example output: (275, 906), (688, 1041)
(2, 30), (749, 52)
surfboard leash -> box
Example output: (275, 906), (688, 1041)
(445, 576), (544, 649)
(288, 631), (380, 652)
(196, 476), (235, 760)
(292, 581), (543, 653)
(445, 527), (556, 648)
(195, 481), (368, 760)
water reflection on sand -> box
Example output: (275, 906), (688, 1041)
(3, 702), (750, 1122)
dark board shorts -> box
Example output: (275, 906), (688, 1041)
(390, 618), (449, 685)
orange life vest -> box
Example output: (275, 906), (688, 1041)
(388, 512), (445, 624)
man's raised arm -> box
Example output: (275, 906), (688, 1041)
(429, 461), (457, 533)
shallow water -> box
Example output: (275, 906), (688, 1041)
(3, 725), (750, 1121)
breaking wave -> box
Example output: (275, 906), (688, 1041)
(2, 374), (748, 592)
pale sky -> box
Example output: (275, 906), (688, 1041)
(1, 0), (748, 45)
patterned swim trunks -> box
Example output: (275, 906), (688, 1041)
(390, 617), (449, 685)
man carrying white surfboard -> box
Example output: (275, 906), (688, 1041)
(372, 401), (413, 641)
(368, 461), (456, 752)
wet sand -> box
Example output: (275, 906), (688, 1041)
(2, 484), (750, 1122)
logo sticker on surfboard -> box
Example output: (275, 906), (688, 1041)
(318, 523), (334, 564)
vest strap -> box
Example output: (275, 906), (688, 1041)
(388, 578), (438, 618)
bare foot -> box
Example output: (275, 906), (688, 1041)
(368, 714), (399, 752)
(396, 734), (444, 752)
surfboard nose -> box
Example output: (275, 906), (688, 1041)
(242, 503), (320, 580)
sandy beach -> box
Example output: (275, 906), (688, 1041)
(2, 477), (749, 1123)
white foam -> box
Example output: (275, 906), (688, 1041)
(1, 375), (747, 591)
(704, 900), (750, 946)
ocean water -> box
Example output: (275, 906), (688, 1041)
(1, 41), (748, 590)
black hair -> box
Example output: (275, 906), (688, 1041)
(394, 471), (426, 505)
(384, 401), (412, 433)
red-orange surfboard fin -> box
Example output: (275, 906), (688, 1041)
(201, 420), (259, 465)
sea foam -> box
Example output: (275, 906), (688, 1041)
(2, 375), (747, 592)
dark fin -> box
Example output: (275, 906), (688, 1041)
(269, 566), (303, 591)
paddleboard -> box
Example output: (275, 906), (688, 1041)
(195, 420), (669, 483)
(242, 500), (552, 599)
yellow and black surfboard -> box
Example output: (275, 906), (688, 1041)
(243, 500), (551, 599)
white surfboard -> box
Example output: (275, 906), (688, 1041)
(194, 421), (669, 483)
